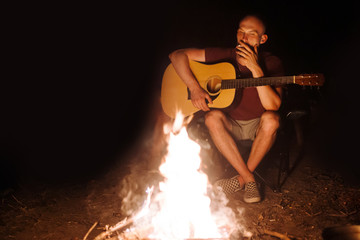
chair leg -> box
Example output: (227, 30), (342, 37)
(276, 151), (290, 192)
(254, 131), (291, 193)
(254, 170), (280, 193)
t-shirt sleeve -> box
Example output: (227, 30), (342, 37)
(205, 47), (235, 63)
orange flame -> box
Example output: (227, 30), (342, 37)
(119, 112), (250, 240)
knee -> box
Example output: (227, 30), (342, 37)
(259, 111), (280, 134)
(204, 110), (225, 130)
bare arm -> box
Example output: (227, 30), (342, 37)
(250, 64), (282, 110)
(257, 86), (282, 111)
(236, 42), (282, 110)
(168, 48), (213, 111)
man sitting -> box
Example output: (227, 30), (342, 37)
(168, 14), (284, 203)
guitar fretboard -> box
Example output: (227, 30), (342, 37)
(221, 76), (295, 89)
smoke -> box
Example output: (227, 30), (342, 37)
(114, 115), (251, 239)
(118, 161), (163, 217)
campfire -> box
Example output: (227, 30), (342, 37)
(94, 112), (251, 240)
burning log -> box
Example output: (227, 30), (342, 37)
(94, 186), (155, 240)
(93, 217), (135, 240)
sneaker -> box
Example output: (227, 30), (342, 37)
(214, 175), (243, 195)
(244, 182), (261, 203)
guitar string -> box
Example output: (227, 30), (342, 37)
(221, 76), (294, 89)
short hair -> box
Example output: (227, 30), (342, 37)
(239, 13), (267, 33)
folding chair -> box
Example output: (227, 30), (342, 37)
(187, 106), (308, 193)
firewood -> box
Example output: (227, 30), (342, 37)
(263, 229), (291, 240)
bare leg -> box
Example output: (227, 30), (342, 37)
(233, 111), (279, 186)
(205, 110), (255, 184)
(247, 111), (280, 172)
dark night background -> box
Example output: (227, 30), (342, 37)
(2, 1), (359, 189)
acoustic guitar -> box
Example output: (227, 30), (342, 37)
(161, 60), (324, 118)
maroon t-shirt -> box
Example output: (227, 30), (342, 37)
(205, 47), (284, 120)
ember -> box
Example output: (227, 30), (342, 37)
(95, 112), (250, 240)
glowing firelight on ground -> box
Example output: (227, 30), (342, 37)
(95, 112), (250, 240)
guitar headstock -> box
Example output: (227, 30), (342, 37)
(295, 74), (325, 86)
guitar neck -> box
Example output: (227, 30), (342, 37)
(221, 76), (295, 89)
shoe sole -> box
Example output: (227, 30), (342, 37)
(244, 197), (261, 203)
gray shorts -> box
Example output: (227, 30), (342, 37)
(230, 118), (260, 141)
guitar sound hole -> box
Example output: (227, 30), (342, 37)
(206, 75), (222, 95)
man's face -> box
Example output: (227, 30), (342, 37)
(236, 16), (267, 48)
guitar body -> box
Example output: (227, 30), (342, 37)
(161, 60), (324, 118)
(161, 60), (236, 118)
